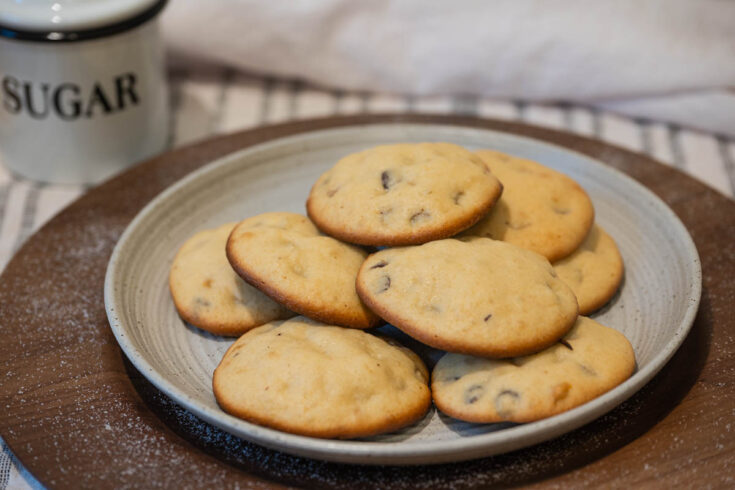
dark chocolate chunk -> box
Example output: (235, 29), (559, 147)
(578, 363), (597, 376)
(494, 389), (521, 418)
(381, 170), (393, 190)
(194, 297), (211, 308)
(483, 313), (493, 322)
(410, 210), (431, 225)
(376, 275), (391, 293)
(452, 190), (465, 204)
(370, 260), (389, 269)
(464, 384), (485, 404)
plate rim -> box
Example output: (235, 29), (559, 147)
(104, 122), (702, 465)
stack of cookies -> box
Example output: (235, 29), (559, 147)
(169, 142), (635, 439)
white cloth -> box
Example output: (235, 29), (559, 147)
(161, 0), (735, 135)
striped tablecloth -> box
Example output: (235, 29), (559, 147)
(1, 69), (734, 489)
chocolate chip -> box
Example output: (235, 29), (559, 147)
(194, 297), (211, 308)
(494, 389), (521, 418)
(578, 363), (597, 376)
(483, 313), (493, 322)
(410, 210), (431, 225)
(464, 384), (485, 404)
(370, 260), (388, 269)
(452, 190), (465, 205)
(381, 170), (393, 190)
(376, 275), (391, 293)
(559, 339), (573, 350)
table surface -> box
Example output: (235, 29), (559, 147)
(0, 70), (734, 489)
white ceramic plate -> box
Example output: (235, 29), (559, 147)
(104, 123), (701, 465)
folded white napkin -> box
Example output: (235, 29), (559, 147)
(161, 0), (735, 135)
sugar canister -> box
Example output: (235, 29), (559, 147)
(0, 0), (169, 183)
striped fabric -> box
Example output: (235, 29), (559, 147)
(1, 69), (733, 489)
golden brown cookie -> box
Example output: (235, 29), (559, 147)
(462, 150), (594, 262)
(553, 224), (624, 314)
(226, 212), (380, 329)
(213, 316), (431, 438)
(169, 223), (293, 336)
(306, 143), (503, 246)
(431, 316), (635, 423)
(356, 237), (579, 358)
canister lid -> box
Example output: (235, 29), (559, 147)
(0, 0), (166, 41)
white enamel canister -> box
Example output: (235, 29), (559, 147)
(0, 0), (169, 184)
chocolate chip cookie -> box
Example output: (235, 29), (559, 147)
(431, 316), (635, 423)
(462, 150), (594, 261)
(226, 212), (380, 329)
(554, 224), (624, 314)
(306, 143), (503, 246)
(213, 316), (431, 438)
(169, 223), (293, 336)
(356, 237), (579, 358)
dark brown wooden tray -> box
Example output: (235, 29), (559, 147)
(1, 115), (733, 488)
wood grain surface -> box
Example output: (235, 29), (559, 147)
(0, 115), (733, 489)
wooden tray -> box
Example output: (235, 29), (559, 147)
(1, 115), (733, 488)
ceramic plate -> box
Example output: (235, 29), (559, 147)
(104, 123), (701, 465)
